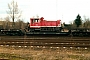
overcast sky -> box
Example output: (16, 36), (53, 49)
(0, 0), (90, 23)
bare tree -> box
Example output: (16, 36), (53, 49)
(83, 16), (90, 28)
(15, 19), (24, 29)
(4, 16), (10, 29)
(7, 0), (22, 29)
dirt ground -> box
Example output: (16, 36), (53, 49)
(0, 46), (90, 60)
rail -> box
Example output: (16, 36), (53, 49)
(0, 36), (90, 48)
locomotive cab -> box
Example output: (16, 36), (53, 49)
(30, 17), (41, 32)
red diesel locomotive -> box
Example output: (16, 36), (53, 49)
(29, 17), (62, 32)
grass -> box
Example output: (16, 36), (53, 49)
(0, 46), (90, 60)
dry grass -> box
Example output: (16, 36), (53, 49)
(0, 46), (90, 60)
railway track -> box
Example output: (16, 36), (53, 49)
(0, 36), (90, 48)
